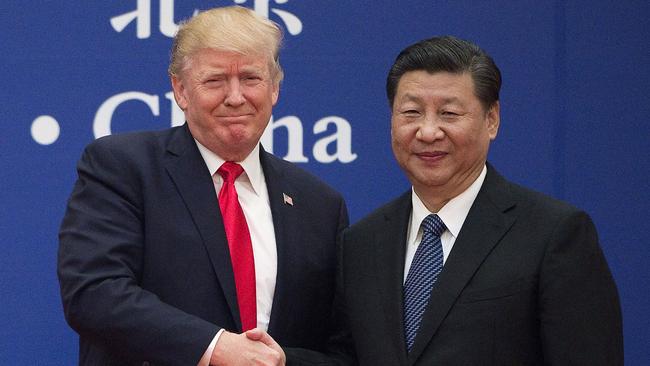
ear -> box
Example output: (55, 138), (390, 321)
(271, 80), (280, 106)
(170, 75), (188, 110)
(486, 101), (500, 140)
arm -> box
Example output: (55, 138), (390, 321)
(323, 225), (357, 365)
(539, 210), (623, 365)
(280, 225), (357, 366)
(58, 141), (219, 364)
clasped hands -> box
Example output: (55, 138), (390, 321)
(211, 328), (286, 366)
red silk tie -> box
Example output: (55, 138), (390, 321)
(217, 162), (256, 331)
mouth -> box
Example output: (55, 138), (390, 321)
(216, 114), (253, 123)
(415, 151), (447, 162)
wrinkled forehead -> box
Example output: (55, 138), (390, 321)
(180, 48), (276, 76)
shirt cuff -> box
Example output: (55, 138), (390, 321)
(197, 329), (225, 366)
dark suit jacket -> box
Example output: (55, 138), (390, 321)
(58, 124), (348, 365)
(323, 165), (622, 366)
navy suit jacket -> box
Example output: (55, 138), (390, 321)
(301, 165), (622, 366)
(58, 124), (348, 365)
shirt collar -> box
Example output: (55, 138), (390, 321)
(194, 140), (265, 197)
(410, 165), (487, 238)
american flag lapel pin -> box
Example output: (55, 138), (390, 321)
(283, 193), (294, 206)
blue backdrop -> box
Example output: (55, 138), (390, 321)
(1, 1), (648, 364)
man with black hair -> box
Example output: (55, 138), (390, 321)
(311, 35), (623, 366)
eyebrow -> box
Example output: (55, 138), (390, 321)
(196, 66), (266, 79)
(239, 66), (268, 77)
(399, 93), (420, 101)
(196, 70), (226, 79)
(399, 93), (462, 105)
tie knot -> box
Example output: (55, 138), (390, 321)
(422, 214), (446, 237)
(217, 162), (244, 183)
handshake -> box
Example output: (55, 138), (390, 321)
(211, 328), (286, 366)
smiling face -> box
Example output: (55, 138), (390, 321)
(391, 70), (499, 210)
(171, 48), (279, 161)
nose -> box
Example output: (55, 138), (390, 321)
(224, 79), (245, 107)
(416, 116), (444, 142)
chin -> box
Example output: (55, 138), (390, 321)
(411, 172), (450, 187)
(222, 128), (253, 143)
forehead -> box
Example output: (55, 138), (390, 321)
(395, 70), (476, 102)
(184, 48), (271, 75)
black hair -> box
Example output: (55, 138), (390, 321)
(386, 36), (501, 110)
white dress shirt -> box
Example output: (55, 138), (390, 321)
(195, 141), (277, 365)
(403, 165), (487, 283)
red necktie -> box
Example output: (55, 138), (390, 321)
(217, 162), (256, 331)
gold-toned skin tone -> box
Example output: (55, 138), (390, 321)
(391, 71), (499, 212)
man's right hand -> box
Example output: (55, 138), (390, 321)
(211, 330), (284, 366)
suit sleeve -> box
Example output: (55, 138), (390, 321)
(326, 227), (359, 365)
(57, 141), (219, 365)
(284, 226), (358, 366)
(538, 210), (623, 365)
(285, 194), (356, 366)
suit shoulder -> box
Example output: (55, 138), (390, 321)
(485, 165), (589, 222)
(347, 192), (410, 234)
(492, 178), (600, 238)
(76, 127), (183, 184)
(506, 180), (585, 217)
(85, 128), (174, 157)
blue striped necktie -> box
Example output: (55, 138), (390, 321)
(403, 214), (446, 351)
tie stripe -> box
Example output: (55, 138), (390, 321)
(403, 214), (446, 351)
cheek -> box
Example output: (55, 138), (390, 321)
(466, 128), (490, 149)
(392, 121), (416, 144)
(260, 91), (277, 110)
(393, 124), (418, 150)
(195, 87), (224, 104)
(390, 127), (404, 151)
(391, 129), (415, 164)
(446, 124), (477, 145)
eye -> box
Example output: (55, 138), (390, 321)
(401, 109), (421, 116)
(441, 110), (461, 119)
(242, 74), (263, 82)
(204, 77), (224, 85)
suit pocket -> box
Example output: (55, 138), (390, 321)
(456, 277), (534, 303)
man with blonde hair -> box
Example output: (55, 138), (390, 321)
(59, 6), (348, 365)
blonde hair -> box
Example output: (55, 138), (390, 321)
(168, 6), (284, 83)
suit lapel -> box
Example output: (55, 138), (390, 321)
(374, 192), (412, 363)
(407, 167), (518, 364)
(164, 125), (241, 330)
(259, 148), (301, 336)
